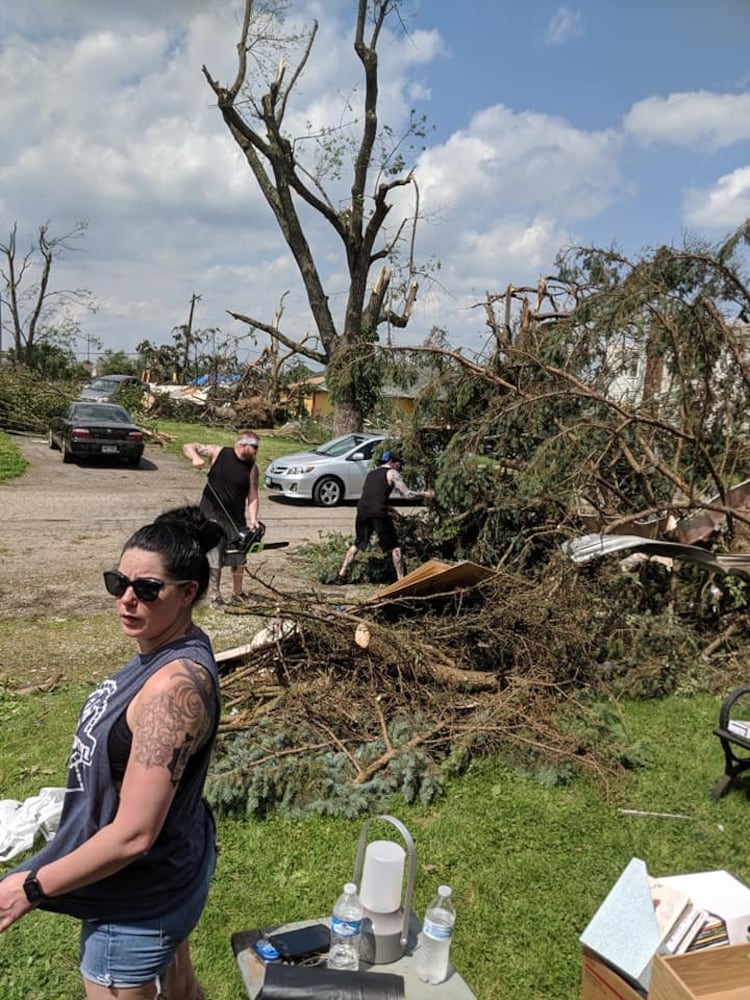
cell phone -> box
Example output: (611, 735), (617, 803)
(268, 923), (331, 960)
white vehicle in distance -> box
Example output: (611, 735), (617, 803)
(264, 433), (386, 507)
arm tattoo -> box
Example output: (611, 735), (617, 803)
(132, 660), (216, 786)
(390, 470), (413, 498)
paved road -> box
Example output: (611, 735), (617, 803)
(0, 434), (355, 618)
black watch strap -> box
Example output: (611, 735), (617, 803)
(23, 870), (47, 905)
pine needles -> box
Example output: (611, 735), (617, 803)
(207, 567), (639, 819)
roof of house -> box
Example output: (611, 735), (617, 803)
(289, 375), (420, 399)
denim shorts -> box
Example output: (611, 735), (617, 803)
(79, 849), (215, 989)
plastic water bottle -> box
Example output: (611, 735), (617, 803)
(416, 885), (456, 984)
(327, 882), (363, 971)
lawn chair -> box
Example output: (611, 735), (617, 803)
(712, 686), (750, 799)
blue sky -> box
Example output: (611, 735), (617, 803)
(1, 0), (749, 367)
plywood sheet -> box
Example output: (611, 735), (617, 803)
(375, 560), (497, 599)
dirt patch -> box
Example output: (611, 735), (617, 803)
(0, 434), (357, 621)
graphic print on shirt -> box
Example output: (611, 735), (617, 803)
(69, 678), (117, 792)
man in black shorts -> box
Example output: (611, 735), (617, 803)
(183, 431), (261, 607)
(337, 451), (432, 583)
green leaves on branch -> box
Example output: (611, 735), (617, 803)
(207, 713), (444, 819)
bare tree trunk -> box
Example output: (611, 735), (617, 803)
(0, 221), (92, 367)
(202, 0), (420, 430)
(333, 396), (364, 435)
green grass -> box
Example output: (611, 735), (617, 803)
(0, 431), (28, 482)
(1, 668), (745, 999)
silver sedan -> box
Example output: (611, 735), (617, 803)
(264, 433), (385, 506)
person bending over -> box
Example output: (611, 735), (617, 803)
(337, 451), (432, 583)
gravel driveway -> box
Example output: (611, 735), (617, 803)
(0, 434), (356, 620)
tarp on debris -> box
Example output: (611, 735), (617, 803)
(189, 373), (240, 386)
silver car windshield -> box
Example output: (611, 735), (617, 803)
(88, 378), (122, 390)
(314, 435), (373, 458)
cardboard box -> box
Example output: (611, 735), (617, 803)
(649, 942), (750, 999)
(582, 944), (750, 1000)
(581, 949), (643, 1000)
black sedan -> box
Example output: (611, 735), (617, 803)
(48, 402), (145, 466)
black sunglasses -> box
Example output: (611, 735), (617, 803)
(103, 570), (192, 603)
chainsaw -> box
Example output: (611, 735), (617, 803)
(205, 480), (289, 556)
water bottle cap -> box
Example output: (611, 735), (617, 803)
(344, 882), (357, 894)
(438, 884), (452, 896)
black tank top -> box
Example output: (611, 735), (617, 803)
(201, 447), (252, 525)
(357, 466), (392, 518)
(12, 630), (220, 922)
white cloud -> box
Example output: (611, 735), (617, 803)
(624, 91), (750, 151)
(544, 7), (583, 46)
(386, 101), (632, 346)
(413, 214), (573, 348)
(415, 104), (623, 226)
(0, 0), (642, 359)
(1, 0), (219, 33)
(684, 166), (750, 229)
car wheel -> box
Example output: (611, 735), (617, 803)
(47, 429), (57, 450)
(126, 455), (141, 467)
(313, 476), (344, 507)
(61, 441), (73, 464)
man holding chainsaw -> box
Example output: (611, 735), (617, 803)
(183, 431), (261, 608)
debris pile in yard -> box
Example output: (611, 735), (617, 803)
(206, 561), (640, 819)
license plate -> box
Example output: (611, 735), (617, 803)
(102, 445), (119, 454)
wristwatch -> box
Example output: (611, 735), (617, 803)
(23, 870), (47, 905)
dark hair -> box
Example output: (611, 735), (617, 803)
(122, 505), (224, 602)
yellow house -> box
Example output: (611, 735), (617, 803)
(291, 375), (417, 418)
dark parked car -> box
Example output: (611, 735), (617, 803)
(48, 402), (145, 466)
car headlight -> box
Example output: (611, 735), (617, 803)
(287, 464), (316, 475)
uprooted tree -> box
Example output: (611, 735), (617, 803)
(398, 223), (750, 571)
(206, 224), (750, 819)
(203, 0), (424, 433)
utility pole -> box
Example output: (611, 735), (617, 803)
(182, 293), (201, 378)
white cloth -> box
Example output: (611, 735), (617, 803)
(0, 787), (66, 862)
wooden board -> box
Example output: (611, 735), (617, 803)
(375, 560), (497, 599)
(649, 942), (750, 999)
(215, 643), (256, 665)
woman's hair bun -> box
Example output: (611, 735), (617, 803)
(154, 505), (224, 554)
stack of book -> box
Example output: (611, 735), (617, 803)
(685, 913), (730, 952)
(649, 877), (728, 956)
(580, 859), (742, 994)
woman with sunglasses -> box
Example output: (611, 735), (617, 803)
(0, 505), (223, 1000)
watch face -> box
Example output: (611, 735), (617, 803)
(23, 872), (45, 904)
